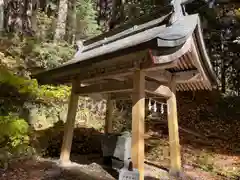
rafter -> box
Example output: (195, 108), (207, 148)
(191, 36), (212, 90)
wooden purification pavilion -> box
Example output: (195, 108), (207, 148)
(33, 2), (217, 180)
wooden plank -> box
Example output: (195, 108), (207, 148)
(60, 79), (80, 163)
(105, 95), (114, 134)
(167, 75), (182, 175)
(132, 70), (145, 180)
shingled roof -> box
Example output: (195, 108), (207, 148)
(32, 4), (217, 91)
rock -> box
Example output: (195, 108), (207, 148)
(45, 168), (61, 177)
(28, 109), (50, 130)
(59, 107), (68, 123)
(183, 164), (193, 170)
(46, 115), (59, 125)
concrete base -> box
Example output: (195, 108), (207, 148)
(58, 159), (72, 167)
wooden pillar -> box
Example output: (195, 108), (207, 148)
(105, 95), (114, 134)
(60, 79), (79, 163)
(132, 70), (145, 180)
(167, 75), (181, 175)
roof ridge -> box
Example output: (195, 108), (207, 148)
(83, 5), (173, 47)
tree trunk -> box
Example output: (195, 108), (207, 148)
(4, 0), (33, 36)
(98, 0), (111, 31)
(31, 0), (38, 33)
(109, 0), (116, 29)
(221, 58), (226, 93)
(66, 0), (76, 44)
(54, 0), (68, 42)
(0, 0), (4, 33)
(109, 0), (126, 30)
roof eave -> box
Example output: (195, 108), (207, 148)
(194, 18), (218, 87)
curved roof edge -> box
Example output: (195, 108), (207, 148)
(157, 14), (199, 47)
(194, 16), (218, 87)
(69, 14), (199, 66)
(32, 13), (217, 88)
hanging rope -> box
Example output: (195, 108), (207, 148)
(147, 98), (167, 114)
(153, 101), (157, 112)
(161, 103), (164, 114)
(148, 98), (152, 111)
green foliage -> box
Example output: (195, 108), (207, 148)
(0, 114), (37, 169)
(36, 11), (55, 40)
(0, 115), (29, 147)
(37, 84), (71, 100)
(0, 67), (38, 94)
(0, 114), (31, 163)
(0, 52), (26, 72)
(28, 42), (75, 69)
(234, 8), (240, 19)
(76, 0), (101, 38)
(0, 67), (70, 100)
(1, 34), (75, 70)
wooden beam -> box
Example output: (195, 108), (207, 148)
(105, 95), (114, 134)
(145, 81), (172, 98)
(49, 50), (145, 84)
(132, 70), (145, 180)
(167, 75), (181, 176)
(146, 70), (172, 82)
(60, 79), (80, 163)
(110, 92), (166, 102)
(77, 80), (171, 98)
(146, 70), (201, 83)
(175, 71), (202, 83)
(142, 59), (178, 71)
(76, 81), (133, 95)
(82, 71), (133, 84)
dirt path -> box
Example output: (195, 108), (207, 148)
(1, 155), (235, 180)
(0, 157), (170, 180)
(0, 158), (115, 180)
